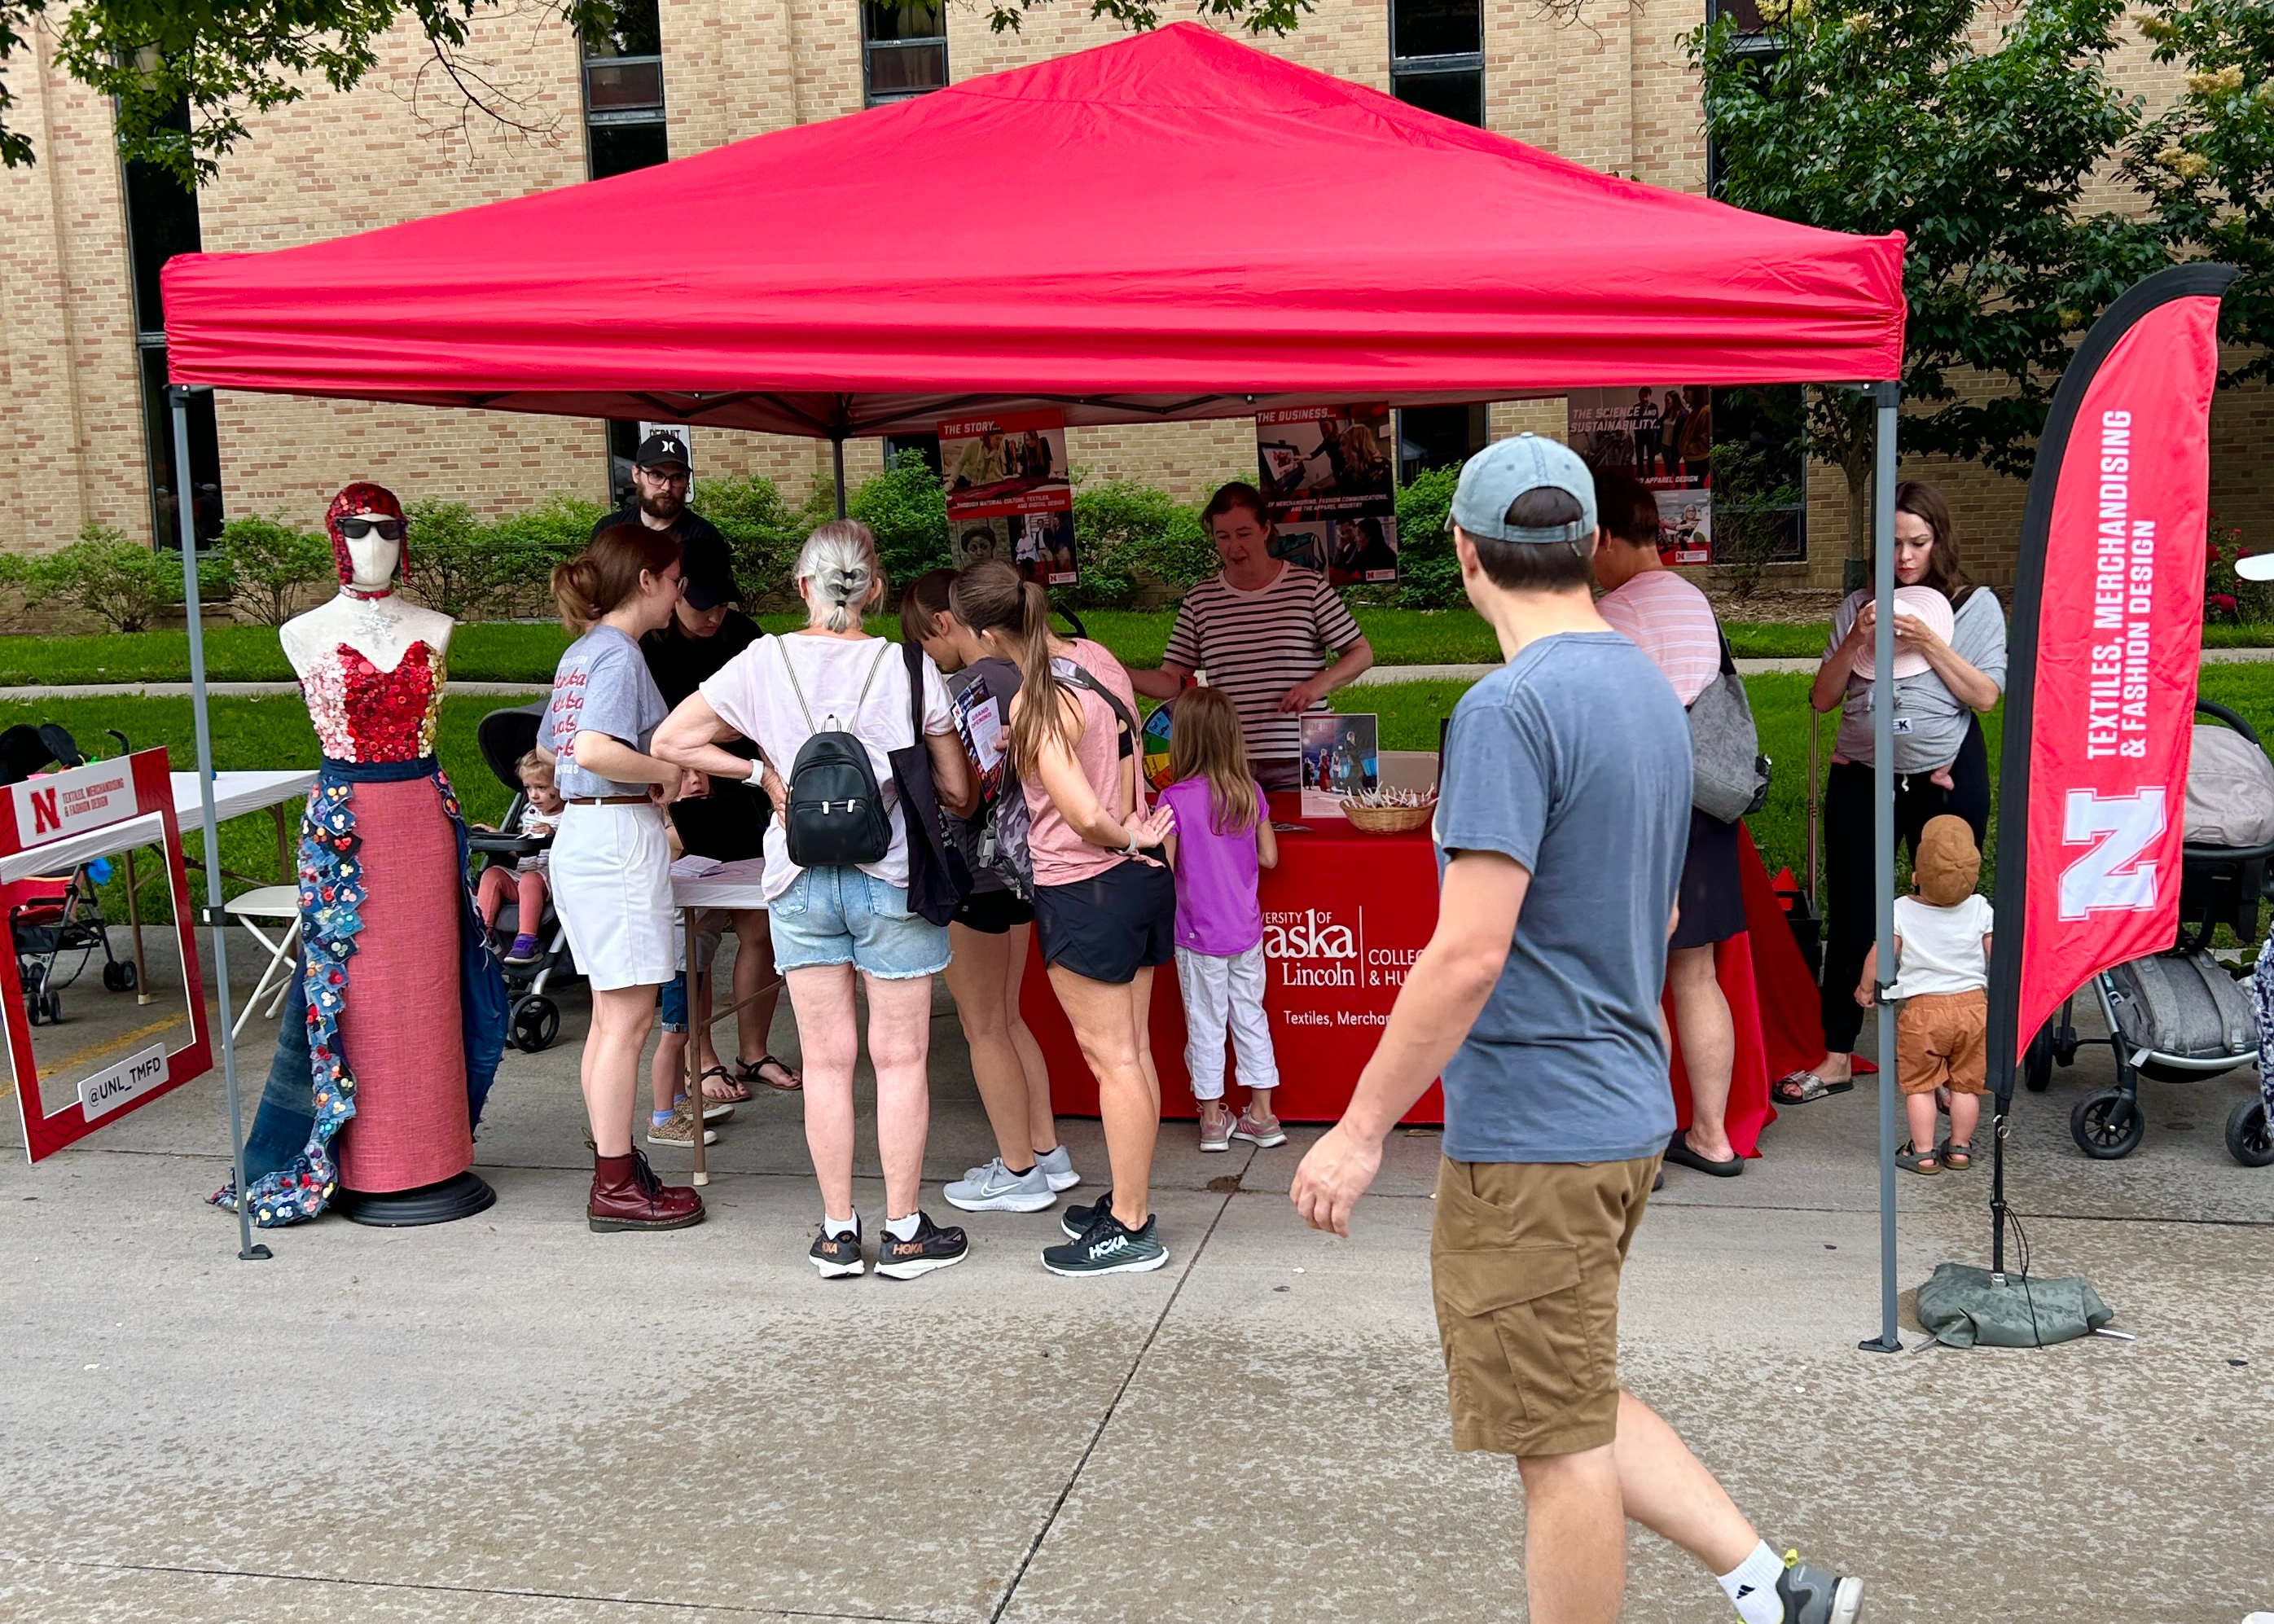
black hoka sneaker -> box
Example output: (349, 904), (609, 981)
(1043, 1205), (1168, 1277)
(1776, 1553), (1864, 1623)
(874, 1211), (969, 1280)
(1060, 1191), (1110, 1240)
(810, 1222), (865, 1279)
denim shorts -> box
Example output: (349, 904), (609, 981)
(766, 867), (950, 981)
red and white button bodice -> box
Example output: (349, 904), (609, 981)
(301, 640), (444, 763)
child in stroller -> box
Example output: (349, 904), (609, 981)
(473, 749), (560, 967)
(467, 703), (573, 1051)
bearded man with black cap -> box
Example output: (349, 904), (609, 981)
(593, 431), (727, 557)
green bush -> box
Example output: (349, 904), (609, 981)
(849, 450), (950, 595)
(1394, 467), (1464, 609)
(29, 525), (230, 633)
(697, 473), (813, 603)
(401, 499), (507, 619)
(486, 493), (606, 619)
(218, 513), (331, 626)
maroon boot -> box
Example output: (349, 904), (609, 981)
(588, 1148), (705, 1232)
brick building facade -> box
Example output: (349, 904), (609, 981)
(1, 0), (2265, 590)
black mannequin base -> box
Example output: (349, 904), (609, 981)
(336, 1170), (497, 1227)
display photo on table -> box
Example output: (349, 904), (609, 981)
(1656, 490), (1711, 566)
(1300, 712), (1379, 819)
(1328, 515), (1400, 585)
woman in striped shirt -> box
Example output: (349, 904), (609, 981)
(1591, 470), (1747, 1179)
(1130, 483), (1374, 792)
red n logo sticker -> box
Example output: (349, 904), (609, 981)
(29, 786), (60, 835)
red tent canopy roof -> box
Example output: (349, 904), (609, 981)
(162, 23), (1905, 438)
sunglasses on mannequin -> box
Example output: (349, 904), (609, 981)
(337, 516), (404, 542)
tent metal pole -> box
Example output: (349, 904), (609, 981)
(832, 434), (848, 520)
(171, 385), (269, 1264)
(1860, 381), (1900, 1354)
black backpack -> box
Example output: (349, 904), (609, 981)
(778, 636), (894, 870)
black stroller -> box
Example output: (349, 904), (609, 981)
(467, 701), (574, 1052)
(2028, 699), (2274, 1166)
(1, 724), (139, 1024)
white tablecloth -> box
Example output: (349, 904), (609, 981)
(0, 769), (315, 884)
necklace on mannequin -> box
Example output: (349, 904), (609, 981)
(344, 583), (396, 643)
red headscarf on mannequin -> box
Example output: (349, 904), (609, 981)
(324, 483), (407, 587)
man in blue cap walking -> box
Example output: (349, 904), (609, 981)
(1292, 434), (1864, 1624)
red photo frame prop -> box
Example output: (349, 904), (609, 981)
(2, 748), (212, 1162)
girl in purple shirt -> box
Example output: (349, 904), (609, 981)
(1159, 687), (1284, 1152)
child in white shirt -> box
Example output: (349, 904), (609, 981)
(1858, 814), (1992, 1174)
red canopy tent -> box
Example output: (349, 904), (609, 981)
(161, 21), (1903, 434)
(159, 24), (1917, 1347)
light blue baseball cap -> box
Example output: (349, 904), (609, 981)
(1447, 433), (1596, 551)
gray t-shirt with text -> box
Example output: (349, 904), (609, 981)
(547, 624), (668, 799)
(1431, 632), (1688, 1165)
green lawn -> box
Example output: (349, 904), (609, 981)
(0, 606), (1913, 686)
(20, 661), (2274, 927)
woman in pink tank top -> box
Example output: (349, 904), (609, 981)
(949, 562), (1179, 1278)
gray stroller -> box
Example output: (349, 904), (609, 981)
(2028, 699), (2274, 1166)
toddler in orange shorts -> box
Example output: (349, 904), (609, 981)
(1858, 814), (1992, 1174)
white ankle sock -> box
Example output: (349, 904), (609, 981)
(1719, 1543), (1785, 1624)
(823, 1212), (858, 1239)
(883, 1212), (922, 1242)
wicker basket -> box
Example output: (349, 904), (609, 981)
(1340, 799), (1435, 834)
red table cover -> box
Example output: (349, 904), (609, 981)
(1025, 800), (1793, 1152)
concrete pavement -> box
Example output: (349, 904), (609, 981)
(2, 934), (2269, 1622)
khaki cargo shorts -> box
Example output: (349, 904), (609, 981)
(1429, 1154), (1659, 1458)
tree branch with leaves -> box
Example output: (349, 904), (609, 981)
(1691, 0), (2168, 574)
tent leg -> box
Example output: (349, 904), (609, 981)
(1861, 383), (1900, 1354)
(832, 435), (848, 520)
(173, 386), (270, 1264)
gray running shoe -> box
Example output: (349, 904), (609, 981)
(944, 1157), (1056, 1214)
(1776, 1554), (1864, 1624)
(1035, 1144), (1082, 1192)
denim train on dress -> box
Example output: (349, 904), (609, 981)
(212, 756), (507, 1226)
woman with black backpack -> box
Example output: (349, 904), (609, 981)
(946, 560), (1179, 1278)
(653, 521), (976, 1281)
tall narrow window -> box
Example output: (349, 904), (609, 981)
(122, 98), (222, 545)
(583, 0), (669, 180)
(1390, 0), (1483, 127)
(863, 2), (948, 105)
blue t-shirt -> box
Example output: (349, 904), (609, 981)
(547, 624), (668, 799)
(1432, 632), (1690, 1164)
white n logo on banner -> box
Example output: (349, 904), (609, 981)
(2057, 787), (2166, 920)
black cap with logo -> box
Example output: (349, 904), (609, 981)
(635, 432), (691, 470)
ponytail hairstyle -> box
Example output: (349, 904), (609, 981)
(551, 524), (680, 633)
(796, 520), (881, 633)
(1164, 684), (1258, 836)
(898, 565), (958, 646)
(951, 558), (1074, 777)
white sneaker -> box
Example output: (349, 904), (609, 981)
(944, 1157), (1057, 1214)
(1034, 1143), (1082, 1193)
